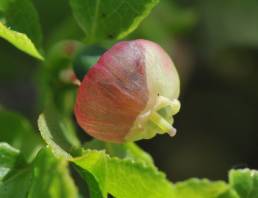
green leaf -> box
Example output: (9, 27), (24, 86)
(84, 140), (154, 167)
(0, 143), (20, 180)
(0, 147), (78, 198)
(0, 168), (33, 198)
(0, 109), (43, 162)
(5, 0), (42, 48)
(0, 0), (43, 60)
(0, 0), (13, 12)
(0, 22), (43, 60)
(72, 150), (174, 198)
(171, 178), (238, 198)
(70, 0), (159, 43)
(28, 148), (78, 198)
(38, 105), (81, 159)
(229, 169), (258, 198)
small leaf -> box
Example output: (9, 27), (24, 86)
(70, 0), (159, 43)
(229, 169), (258, 198)
(0, 168), (33, 198)
(171, 178), (238, 198)
(28, 148), (78, 198)
(0, 109), (43, 162)
(0, 0), (43, 59)
(84, 140), (154, 167)
(0, 22), (43, 60)
(5, 0), (42, 48)
(0, 143), (20, 180)
(0, 147), (78, 198)
(38, 105), (81, 159)
(72, 149), (174, 198)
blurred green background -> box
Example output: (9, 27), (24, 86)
(1, 0), (258, 182)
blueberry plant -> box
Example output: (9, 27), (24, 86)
(0, 0), (257, 198)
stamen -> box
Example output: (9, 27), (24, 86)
(149, 111), (172, 133)
(168, 127), (177, 137)
(126, 96), (180, 141)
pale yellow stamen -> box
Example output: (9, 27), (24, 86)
(125, 96), (180, 141)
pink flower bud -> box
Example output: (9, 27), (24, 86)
(74, 39), (180, 143)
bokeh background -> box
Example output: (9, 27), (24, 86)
(1, 0), (258, 182)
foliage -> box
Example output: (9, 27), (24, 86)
(0, 0), (257, 197)
(69, 0), (159, 43)
(0, 107), (257, 197)
(0, 0), (43, 59)
(0, 108), (42, 162)
(0, 146), (78, 198)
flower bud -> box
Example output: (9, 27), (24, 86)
(74, 39), (180, 143)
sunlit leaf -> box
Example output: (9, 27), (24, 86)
(73, 150), (174, 198)
(0, 0), (43, 59)
(84, 140), (154, 167)
(171, 178), (239, 198)
(229, 169), (258, 198)
(0, 22), (43, 60)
